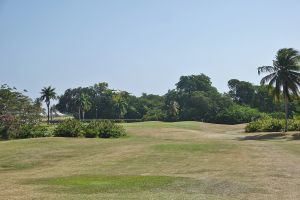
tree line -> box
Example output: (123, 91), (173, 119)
(53, 73), (288, 124)
(55, 48), (300, 129)
(1, 48), (300, 130)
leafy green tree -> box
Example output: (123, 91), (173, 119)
(0, 85), (42, 139)
(56, 83), (116, 119)
(228, 79), (255, 105)
(40, 86), (56, 124)
(252, 85), (282, 113)
(258, 48), (300, 132)
(176, 74), (216, 93)
(138, 93), (164, 119)
(214, 104), (261, 124)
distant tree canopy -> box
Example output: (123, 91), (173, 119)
(172, 74), (233, 122)
(54, 73), (300, 124)
(176, 74), (216, 93)
(3, 72), (300, 125)
(56, 74), (275, 124)
(56, 83), (164, 120)
(227, 79), (283, 113)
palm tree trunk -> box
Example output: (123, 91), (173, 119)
(47, 104), (50, 124)
(82, 111), (85, 121)
(78, 107), (81, 120)
(284, 94), (288, 132)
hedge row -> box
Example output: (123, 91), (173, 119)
(245, 117), (300, 132)
(54, 119), (126, 138)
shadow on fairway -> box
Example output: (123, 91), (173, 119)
(291, 133), (300, 140)
(238, 133), (287, 141)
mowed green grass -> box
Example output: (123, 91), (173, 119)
(1, 121), (300, 200)
(123, 121), (203, 130)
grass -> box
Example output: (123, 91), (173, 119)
(0, 121), (300, 200)
(153, 143), (235, 153)
(123, 121), (203, 130)
(28, 175), (180, 194)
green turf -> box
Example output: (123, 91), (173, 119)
(29, 175), (180, 194)
(0, 121), (299, 200)
(153, 143), (235, 153)
(123, 121), (202, 130)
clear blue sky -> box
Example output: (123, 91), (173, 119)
(1, 0), (300, 99)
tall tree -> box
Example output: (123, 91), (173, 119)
(77, 93), (91, 120)
(40, 86), (56, 124)
(112, 91), (129, 119)
(228, 79), (255, 106)
(258, 48), (300, 132)
(176, 74), (216, 93)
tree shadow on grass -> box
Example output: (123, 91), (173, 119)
(291, 133), (300, 140)
(237, 133), (287, 141)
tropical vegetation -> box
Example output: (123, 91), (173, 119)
(2, 48), (300, 140)
(40, 86), (56, 124)
(257, 48), (300, 132)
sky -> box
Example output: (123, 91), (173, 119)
(1, 0), (300, 99)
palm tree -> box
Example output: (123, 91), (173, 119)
(77, 93), (91, 120)
(40, 86), (56, 124)
(258, 48), (300, 132)
(112, 91), (128, 119)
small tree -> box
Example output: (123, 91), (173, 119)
(258, 48), (300, 132)
(40, 86), (56, 124)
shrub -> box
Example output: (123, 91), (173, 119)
(268, 112), (286, 119)
(54, 119), (83, 137)
(98, 120), (126, 138)
(0, 115), (20, 139)
(84, 122), (99, 138)
(288, 119), (300, 131)
(18, 124), (52, 139)
(84, 120), (126, 138)
(54, 119), (126, 138)
(17, 124), (33, 139)
(31, 125), (52, 138)
(245, 116), (287, 132)
(0, 114), (51, 139)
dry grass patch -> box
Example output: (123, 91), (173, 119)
(1, 121), (300, 200)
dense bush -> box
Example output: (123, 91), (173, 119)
(267, 112), (286, 119)
(54, 119), (83, 137)
(245, 116), (300, 132)
(0, 115), (52, 139)
(0, 115), (18, 139)
(84, 120), (126, 138)
(288, 119), (300, 131)
(54, 119), (126, 138)
(214, 105), (262, 124)
(245, 117), (284, 132)
(17, 124), (51, 139)
(98, 120), (126, 138)
(84, 124), (99, 138)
